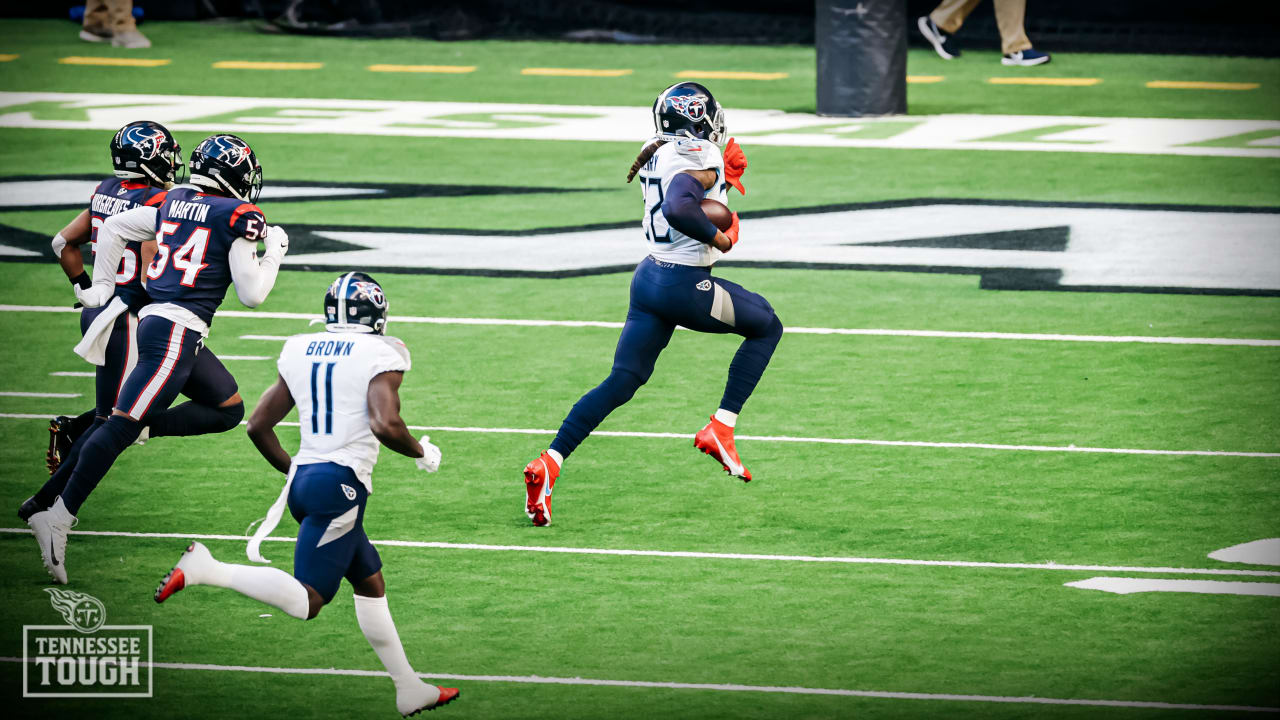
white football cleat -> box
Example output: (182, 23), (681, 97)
(397, 681), (459, 716)
(28, 497), (76, 584)
(155, 541), (217, 603)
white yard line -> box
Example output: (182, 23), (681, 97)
(49, 371), (95, 377)
(0, 656), (1273, 713)
(0, 413), (1276, 458)
(5, 304), (1278, 347)
(1065, 577), (1280, 596)
(217, 355), (271, 361)
(2, 527), (1278, 577)
(0, 391), (79, 398)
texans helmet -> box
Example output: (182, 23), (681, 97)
(324, 271), (389, 334)
(111, 120), (184, 188)
(189, 133), (263, 203)
(653, 82), (726, 146)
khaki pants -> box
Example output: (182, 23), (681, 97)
(930, 0), (1032, 55)
(83, 0), (137, 35)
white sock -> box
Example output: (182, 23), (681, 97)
(190, 558), (310, 620)
(546, 448), (564, 467)
(354, 594), (426, 693)
(713, 408), (738, 428)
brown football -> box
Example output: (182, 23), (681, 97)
(700, 198), (733, 232)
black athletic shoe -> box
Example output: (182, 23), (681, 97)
(46, 415), (74, 475)
(917, 16), (960, 60)
(18, 496), (42, 523)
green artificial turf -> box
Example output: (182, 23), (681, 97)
(0, 17), (1277, 720)
(0, 19), (1277, 119)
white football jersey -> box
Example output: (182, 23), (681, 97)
(637, 137), (729, 267)
(277, 331), (412, 493)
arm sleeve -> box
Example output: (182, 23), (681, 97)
(661, 172), (719, 244)
(86, 206), (158, 300)
(229, 237), (283, 308)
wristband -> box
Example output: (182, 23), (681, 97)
(71, 272), (91, 290)
(51, 232), (67, 259)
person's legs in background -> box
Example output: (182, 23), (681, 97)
(995, 0), (1051, 65)
(107, 0), (150, 49)
(919, 0), (981, 60)
(80, 0), (112, 42)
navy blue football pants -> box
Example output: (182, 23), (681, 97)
(51, 316), (240, 515)
(289, 462), (383, 602)
(34, 313), (241, 513)
(79, 305), (137, 419)
(551, 256), (783, 459)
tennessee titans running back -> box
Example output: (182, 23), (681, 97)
(521, 82), (783, 526)
(22, 123), (251, 548)
(25, 134), (289, 585)
(154, 273), (458, 717)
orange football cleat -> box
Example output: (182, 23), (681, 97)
(694, 416), (751, 482)
(523, 452), (560, 526)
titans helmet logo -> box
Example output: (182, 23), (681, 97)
(666, 93), (708, 122)
(352, 281), (387, 309)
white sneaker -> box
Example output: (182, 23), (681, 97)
(28, 497), (76, 584)
(111, 30), (151, 49)
(396, 681), (458, 716)
(79, 28), (111, 43)
(134, 426), (150, 446)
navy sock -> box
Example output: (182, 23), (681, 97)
(60, 415), (142, 516)
(147, 400), (244, 438)
(67, 409), (97, 444)
(34, 416), (105, 509)
(550, 368), (645, 459)
(719, 316), (784, 414)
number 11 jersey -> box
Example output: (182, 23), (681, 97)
(277, 331), (413, 493)
(146, 185), (269, 327)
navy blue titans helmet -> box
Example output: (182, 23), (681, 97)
(653, 82), (726, 146)
(189, 133), (263, 203)
(324, 272), (389, 334)
(111, 120), (184, 187)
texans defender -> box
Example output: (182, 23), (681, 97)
(37, 120), (176, 474)
(155, 273), (458, 717)
(26, 133), (288, 583)
(521, 82), (783, 526)
(23, 122), (247, 531)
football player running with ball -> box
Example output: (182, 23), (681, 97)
(154, 273), (458, 717)
(521, 82), (783, 526)
(25, 134), (288, 583)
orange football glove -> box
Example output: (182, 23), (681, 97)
(724, 212), (740, 248)
(723, 137), (747, 195)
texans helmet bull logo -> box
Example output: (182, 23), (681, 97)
(203, 135), (255, 167)
(666, 93), (708, 122)
(119, 125), (168, 161)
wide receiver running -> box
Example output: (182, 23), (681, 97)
(154, 273), (458, 717)
(521, 82), (784, 526)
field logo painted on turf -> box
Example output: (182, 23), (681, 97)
(22, 588), (153, 698)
